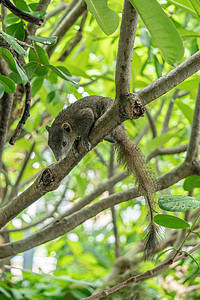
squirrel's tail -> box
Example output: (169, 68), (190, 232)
(113, 126), (159, 258)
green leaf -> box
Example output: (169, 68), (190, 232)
(175, 101), (193, 124)
(13, 0), (31, 12)
(9, 72), (22, 84)
(0, 287), (11, 298)
(0, 83), (5, 98)
(24, 62), (39, 78)
(143, 132), (175, 154)
(6, 21), (25, 41)
(28, 35), (58, 45)
(1, 31), (27, 57)
(181, 250), (200, 268)
(168, 0), (198, 18)
(0, 47), (18, 72)
(130, 0), (184, 65)
(3, 13), (20, 25)
(28, 46), (49, 76)
(47, 65), (79, 87)
(189, 0), (200, 18)
(154, 214), (190, 229)
(71, 289), (90, 299)
(0, 48), (28, 85)
(31, 77), (44, 96)
(47, 91), (56, 104)
(67, 240), (83, 256)
(192, 231), (200, 238)
(0, 75), (15, 93)
(178, 28), (200, 39)
(184, 175), (200, 191)
(34, 44), (49, 65)
(158, 195), (200, 212)
(85, 0), (119, 35)
(156, 248), (175, 261)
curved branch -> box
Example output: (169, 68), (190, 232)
(147, 144), (189, 161)
(0, 162), (198, 259)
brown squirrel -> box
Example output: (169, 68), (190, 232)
(46, 95), (159, 257)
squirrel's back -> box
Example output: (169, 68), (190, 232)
(52, 96), (114, 128)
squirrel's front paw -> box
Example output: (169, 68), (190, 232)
(82, 139), (91, 151)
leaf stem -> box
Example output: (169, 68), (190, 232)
(172, 211), (200, 260)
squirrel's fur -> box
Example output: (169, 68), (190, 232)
(46, 95), (159, 257)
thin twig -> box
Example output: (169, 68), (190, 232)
(185, 80), (200, 163)
(58, 11), (87, 61)
(135, 98), (165, 145)
(109, 144), (120, 258)
(93, 148), (108, 168)
(4, 142), (35, 205)
(46, 0), (87, 57)
(82, 243), (200, 300)
(45, 2), (68, 20)
(145, 106), (157, 138)
(161, 90), (178, 134)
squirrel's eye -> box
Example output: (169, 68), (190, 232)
(62, 141), (67, 147)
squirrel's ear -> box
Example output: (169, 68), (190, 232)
(62, 122), (71, 133)
(46, 125), (51, 132)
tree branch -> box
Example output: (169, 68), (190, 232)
(46, 0), (87, 57)
(115, 0), (138, 100)
(2, 142), (35, 206)
(45, 2), (68, 20)
(185, 80), (200, 163)
(82, 243), (200, 300)
(58, 11), (87, 61)
(0, 93), (13, 166)
(145, 106), (157, 138)
(161, 90), (178, 134)
(0, 162), (198, 259)
(136, 50), (200, 106)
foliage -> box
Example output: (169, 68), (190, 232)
(0, 0), (200, 299)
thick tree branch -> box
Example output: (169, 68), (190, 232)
(1, 40), (200, 239)
(185, 80), (200, 163)
(136, 50), (200, 106)
(115, 0), (138, 100)
(56, 171), (128, 220)
(0, 162), (198, 259)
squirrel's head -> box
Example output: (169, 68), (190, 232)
(46, 122), (76, 161)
